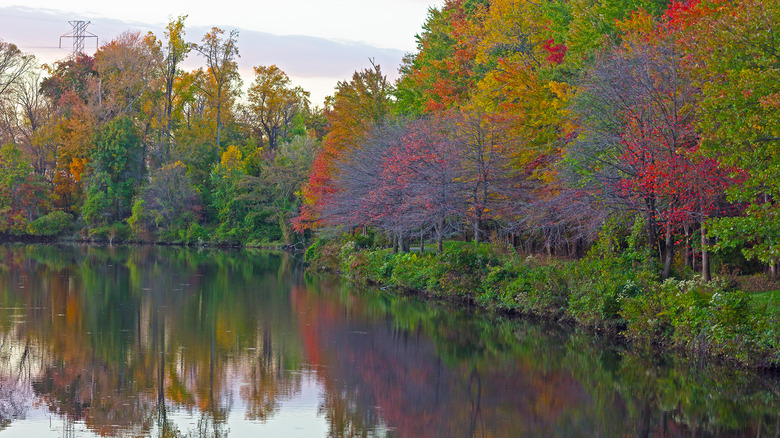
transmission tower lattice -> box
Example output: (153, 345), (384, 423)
(59, 21), (98, 55)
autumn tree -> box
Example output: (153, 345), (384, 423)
(160, 16), (191, 156)
(541, 0), (671, 70)
(570, 22), (735, 278)
(40, 54), (97, 105)
(247, 65), (310, 150)
(194, 27), (240, 154)
(297, 62), (394, 231)
(320, 119), (409, 234)
(93, 31), (157, 122)
(672, 0), (780, 275)
(395, 0), (486, 115)
(383, 115), (466, 250)
(41, 55), (99, 213)
(169, 69), (214, 173)
(0, 142), (49, 233)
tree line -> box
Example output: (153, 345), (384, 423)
(297, 0), (780, 279)
(1, 0), (778, 279)
(0, 17), (321, 246)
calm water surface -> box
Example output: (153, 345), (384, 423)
(0, 244), (778, 437)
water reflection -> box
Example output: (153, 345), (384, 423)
(0, 244), (777, 437)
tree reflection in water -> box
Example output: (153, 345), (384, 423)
(0, 244), (776, 437)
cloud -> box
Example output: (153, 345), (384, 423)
(0, 5), (408, 104)
(232, 31), (405, 79)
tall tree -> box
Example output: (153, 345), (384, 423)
(570, 20), (733, 278)
(41, 55), (99, 213)
(454, 107), (517, 243)
(161, 16), (191, 152)
(296, 62), (393, 231)
(194, 27), (240, 155)
(247, 65), (310, 150)
(93, 31), (157, 122)
(674, 0), (780, 275)
(82, 117), (144, 226)
(0, 41), (35, 97)
(381, 115), (466, 250)
(6, 69), (55, 175)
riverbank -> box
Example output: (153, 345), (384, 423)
(306, 236), (780, 369)
(1, 223), (301, 251)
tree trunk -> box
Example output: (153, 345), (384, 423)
(216, 87), (222, 152)
(684, 224), (692, 269)
(420, 231), (425, 253)
(473, 219), (481, 243)
(645, 210), (658, 263)
(662, 221), (674, 279)
(393, 233), (399, 254)
(436, 220), (444, 252)
(701, 222), (710, 281)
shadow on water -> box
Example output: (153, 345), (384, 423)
(0, 243), (777, 437)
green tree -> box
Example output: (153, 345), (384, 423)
(129, 160), (200, 239)
(82, 117), (144, 226)
(678, 0), (780, 274)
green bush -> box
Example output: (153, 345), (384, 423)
(389, 252), (445, 292)
(243, 209), (283, 243)
(88, 222), (131, 242)
(81, 190), (108, 227)
(186, 223), (209, 244)
(436, 242), (501, 295)
(564, 255), (652, 329)
(621, 276), (777, 364)
(28, 211), (74, 236)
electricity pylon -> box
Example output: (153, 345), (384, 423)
(59, 20), (98, 55)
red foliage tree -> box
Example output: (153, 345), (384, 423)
(572, 27), (738, 278)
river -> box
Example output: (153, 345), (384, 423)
(0, 244), (777, 437)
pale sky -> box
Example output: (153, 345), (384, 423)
(0, 0), (443, 105)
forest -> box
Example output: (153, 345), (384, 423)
(298, 0), (780, 283)
(0, 0), (779, 281)
(0, 18), (322, 246)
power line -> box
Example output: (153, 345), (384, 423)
(59, 20), (98, 55)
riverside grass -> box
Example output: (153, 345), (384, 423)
(306, 236), (780, 368)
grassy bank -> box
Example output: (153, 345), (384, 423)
(306, 236), (780, 368)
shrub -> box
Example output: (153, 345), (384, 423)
(389, 252), (444, 292)
(88, 222), (131, 243)
(304, 237), (342, 271)
(186, 223), (208, 244)
(28, 211), (74, 236)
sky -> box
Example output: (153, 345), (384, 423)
(0, 0), (443, 105)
